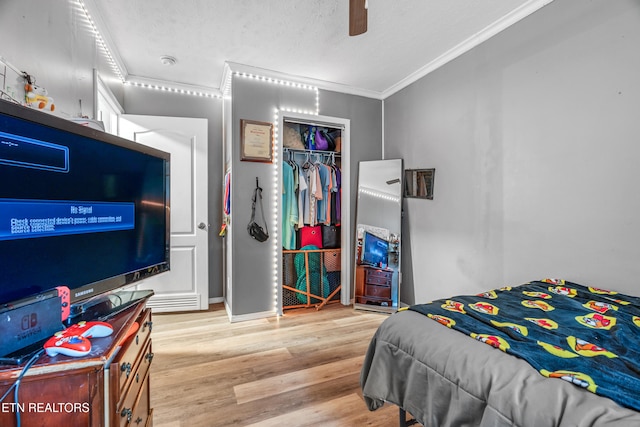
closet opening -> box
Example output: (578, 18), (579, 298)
(278, 113), (351, 314)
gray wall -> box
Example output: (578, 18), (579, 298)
(228, 77), (382, 316)
(385, 0), (640, 304)
(320, 90), (384, 243)
(124, 88), (224, 299)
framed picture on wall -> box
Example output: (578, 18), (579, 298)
(404, 168), (435, 199)
(240, 119), (273, 163)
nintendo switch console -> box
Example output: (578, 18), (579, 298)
(0, 291), (63, 361)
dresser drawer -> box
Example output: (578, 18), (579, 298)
(365, 284), (391, 298)
(365, 268), (392, 283)
(120, 339), (153, 409)
(117, 362), (151, 427)
(365, 274), (391, 286)
(365, 268), (391, 279)
(112, 309), (152, 398)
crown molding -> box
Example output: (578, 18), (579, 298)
(381, 0), (555, 99)
(125, 75), (223, 99)
(225, 62), (384, 100)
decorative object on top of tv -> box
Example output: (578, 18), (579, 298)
(24, 73), (55, 112)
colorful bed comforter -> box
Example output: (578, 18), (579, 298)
(409, 279), (640, 412)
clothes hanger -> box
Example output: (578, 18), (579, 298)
(302, 152), (312, 168)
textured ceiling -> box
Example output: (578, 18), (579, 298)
(88, 0), (550, 97)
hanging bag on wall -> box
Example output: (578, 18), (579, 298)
(247, 178), (269, 242)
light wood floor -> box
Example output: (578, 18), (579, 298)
(150, 302), (402, 427)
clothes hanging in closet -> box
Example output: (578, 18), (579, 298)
(281, 153), (342, 249)
(315, 161), (330, 225)
(282, 161), (297, 250)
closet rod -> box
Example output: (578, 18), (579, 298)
(283, 147), (341, 156)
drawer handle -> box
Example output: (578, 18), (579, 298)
(146, 352), (155, 363)
(121, 362), (132, 377)
(143, 320), (153, 332)
(135, 416), (143, 425)
(121, 408), (132, 422)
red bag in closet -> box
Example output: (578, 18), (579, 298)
(300, 226), (323, 248)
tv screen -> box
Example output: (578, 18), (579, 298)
(0, 100), (170, 308)
(361, 231), (389, 268)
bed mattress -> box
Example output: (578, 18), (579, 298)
(361, 309), (640, 427)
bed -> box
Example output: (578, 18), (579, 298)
(360, 279), (640, 426)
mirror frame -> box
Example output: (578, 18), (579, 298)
(353, 159), (403, 314)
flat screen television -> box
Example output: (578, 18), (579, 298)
(0, 99), (170, 312)
(361, 231), (389, 269)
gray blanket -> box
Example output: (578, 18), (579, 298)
(360, 310), (640, 426)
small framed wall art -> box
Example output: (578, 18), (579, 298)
(404, 168), (435, 199)
(240, 119), (273, 163)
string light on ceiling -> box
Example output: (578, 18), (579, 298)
(75, 0), (222, 98)
(75, 0), (125, 82)
(233, 71), (319, 115)
(123, 81), (222, 98)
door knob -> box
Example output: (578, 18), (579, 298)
(198, 222), (207, 230)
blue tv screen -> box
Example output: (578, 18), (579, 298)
(361, 231), (389, 268)
(0, 100), (170, 307)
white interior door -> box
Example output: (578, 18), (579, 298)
(119, 114), (209, 312)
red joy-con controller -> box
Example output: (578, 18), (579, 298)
(56, 285), (71, 321)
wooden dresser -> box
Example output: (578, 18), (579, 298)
(0, 296), (153, 427)
(355, 265), (393, 306)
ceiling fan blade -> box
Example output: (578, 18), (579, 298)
(349, 0), (368, 36)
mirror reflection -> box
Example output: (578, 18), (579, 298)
(353, 159), (403, 313)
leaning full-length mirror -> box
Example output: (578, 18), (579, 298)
(353, 159), (403, 313)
